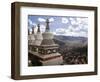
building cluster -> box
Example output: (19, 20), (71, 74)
(28, 19), (63, 66)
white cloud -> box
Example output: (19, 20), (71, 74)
(28, 19), (33, 25)
(76, 17), (88, 26)
(54, 17), (88, 37)
(56, 28), (66, 33)
(83, 25), (88, 30)
(77, 31), (87, 37)
(62, 17), (69, 24)
(70, 19), (77, 25)
(74, 26), (80, 32)
(55, 24), (87, 37)
(65, 30), (87, 37)
(69, 18), (74, 21)
(68, 25), (75, 32)
(81, 18), (88, 24)
(49, 18), (54, 22)
(70, 17), (87, 26)
(76, 18), (82, 24)
(38, 18), (46, 22)
(32, 23), (37, 26)
(28, 19), (37, 27)
(70, 17), (82, 26)
(68, 25), (79, 32)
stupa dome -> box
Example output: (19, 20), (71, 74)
(42, 32), (54, 39)
(30, 34), (35, 41)
(35, 33), (43, 40)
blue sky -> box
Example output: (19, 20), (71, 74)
(28, 15), (88, 37)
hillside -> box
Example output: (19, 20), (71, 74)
(53, 35), (88, 64)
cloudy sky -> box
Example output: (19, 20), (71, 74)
(28, 15), (88, 37)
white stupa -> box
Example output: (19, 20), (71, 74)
(34, 24), (43, 46)
(38, 19), (63, 65)
(41, 19), (55, 45)
(28, 19), (63, 66)
(28, 27), (35, 45)
(31, 27), (35, 44)
(28, 27), (36, 51)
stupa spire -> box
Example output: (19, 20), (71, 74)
(32, 26), (34, 34)
(45, 19), (50, 32)
(37, 24), (40, 33)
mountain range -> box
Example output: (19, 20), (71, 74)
(54, 35), (88, 47)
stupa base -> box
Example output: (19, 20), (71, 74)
(39, 56), (63, 66)
(28, 50), (63, 66)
